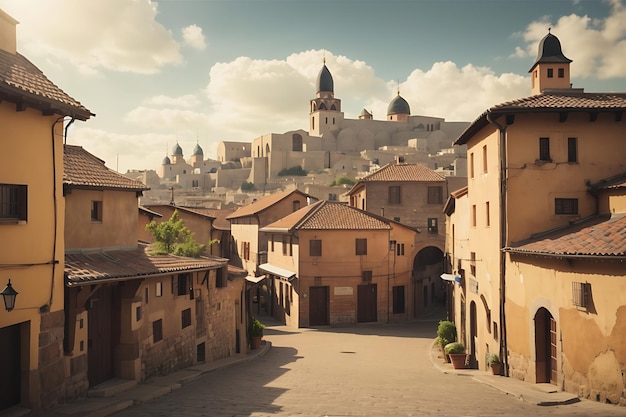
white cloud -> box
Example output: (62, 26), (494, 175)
(124, 106), (210, 130)
(182, 24), (207, 50)
(514, 0), (626, 79)
(144, 94), (202, 108)
(0, 0), (182, 75)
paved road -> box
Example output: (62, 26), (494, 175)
(112, 319), (624, 417)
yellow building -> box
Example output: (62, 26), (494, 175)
(449, 30), (626, 406)
(261, 201), (419, 327)
(0, 9), (93, 412)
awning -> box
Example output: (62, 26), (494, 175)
(245, 275), (265, 284)
(440, 273), (462, 284)
(259, 263), (296, 280)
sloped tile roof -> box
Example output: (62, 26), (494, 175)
(65, 246), (228, 286)
(504, 213), (626, 258)
(590, 172), (626, 191)
(360, 163), (445, 182)
(0, 49), (93, 120)
(226, 189), (311, 219)
(64, 145), (148, 191)
(456, 91), (626, 145)
(180, 207), (234, 230)
(262, 200), (391, 232)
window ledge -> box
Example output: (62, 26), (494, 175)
(0, 219), (27, 225)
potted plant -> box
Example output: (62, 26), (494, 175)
(445, 342), (467, 369)
(249, 317), (265, 350)
(486, 352), (501, 375)
(436, 321), (456, 363)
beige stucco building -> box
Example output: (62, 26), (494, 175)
(447, 30), (626, 406)
(0, 9), (93, 412)
(260, 201), (419, 327)
(63, 145), (246, 400)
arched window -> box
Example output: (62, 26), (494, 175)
(331, 104), (336, 110)
(292, 134), (303, 152)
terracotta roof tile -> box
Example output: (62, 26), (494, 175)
(65, 247), (228, 286)
(456, 91), (626, 146)
(0, 49), (92, 120)
(262, 200), (391, 232)
(361, 163), (445, 182)
(505, 213), (626, 258)
(226, 189), (311, 219)
(590, 172), (626, 191)
(64, 145), (148, 191)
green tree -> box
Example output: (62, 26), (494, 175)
(145, 210), (205, 257)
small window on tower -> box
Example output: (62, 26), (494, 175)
(547, 68), (554, 78)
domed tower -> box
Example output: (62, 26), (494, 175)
(171, 142), (184, 164)
(359, 108), (373, 120)
(162, 155), (171, 165)
(191, 142), (203, 166)
(310, 59), (344, 136)
(387, 91), (411, 122)
(529, 29), (572, 95)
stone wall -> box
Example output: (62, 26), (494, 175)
(38, 310), (66, 409)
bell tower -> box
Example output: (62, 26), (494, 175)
(529, 29), (572, 95)
(309, 59), (343, 136)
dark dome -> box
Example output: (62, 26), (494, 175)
(316, 64), (334, 93)
(532, 31), (572, 67)
(192, 143), (203, 156)
(162, 156), (171, 165)
(172, 143), (183, 156)
(387, 94), (410, 116)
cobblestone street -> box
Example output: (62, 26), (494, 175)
(110, 319), (624, 417)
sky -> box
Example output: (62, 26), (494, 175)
(1, 0), (625, 173)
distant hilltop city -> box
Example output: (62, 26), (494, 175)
(124, 61), (469, 208)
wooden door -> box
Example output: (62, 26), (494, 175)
(357, 284), (377, 323)
(550, 316), (557, 384)
(309, 286), (329, 326)
(0, 323), (21, 410)
(88, 285), (113, 387)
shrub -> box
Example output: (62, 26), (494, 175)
(437, 320), (457, 346)
(241, 181), (255, 191)
(249, 318), (265, 337)
(330, 176), (356, 186)
(486, 352), (500, 365)
(445, 342), (465, 354)
(278, 166), (307, 176)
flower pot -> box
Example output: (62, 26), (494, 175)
(250, 336), (262, 350)
(448, 353), (467, 369)
(489, 362), (501, 375)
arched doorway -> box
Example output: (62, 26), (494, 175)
(534, 308), (557, 384)
(412, 246), (444, 318)
(469, 301), (477, 368)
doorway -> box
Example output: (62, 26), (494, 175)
(357, 284), (377, 323)
(534, 307), (557, 384)
(0, 323), (21, 410)
(309, 286), (329, 326)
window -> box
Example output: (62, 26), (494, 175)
(539, 137), (551, 161)
(181, 308), (192, 329)
(482, 145), (488, 173)
(155, 282), (162, 297)
(568, 137), (577, 163)
(310, 239), (322, 256)
(470, 153), (474, 178)
(153, 319), (163, 343)
(427, 186), (443, 204)
(389, 240), (396, 251)
(471, 205), (477, 227)
(555, 198), (578, 215)
(356, 238), (367, 255)
(485, 202), (490, 227)
(427, 218), (438, 234)
(393, 286), (405, 314)
(0, 184), (27, 222)
(241, 241), (250, 261)
(135, 305), (142, 321)
(293, 200), (301, 211)
(271, 235), (275, 252)
(388, 186), (401, 204)
(177, 273), (190, 296)
(396, 243), (405, 256)
(572, 282), (591, 308)
(547, 68), (554, 78)
(91, 200), (103, 221)
(362, 270), (372, 282)
(558, 68), (564, 78)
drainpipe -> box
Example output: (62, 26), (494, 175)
(486, 112), (509, 377)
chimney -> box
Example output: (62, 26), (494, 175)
(0, 9), (18, 54)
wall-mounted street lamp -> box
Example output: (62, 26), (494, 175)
(1, 279), (18, 312)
